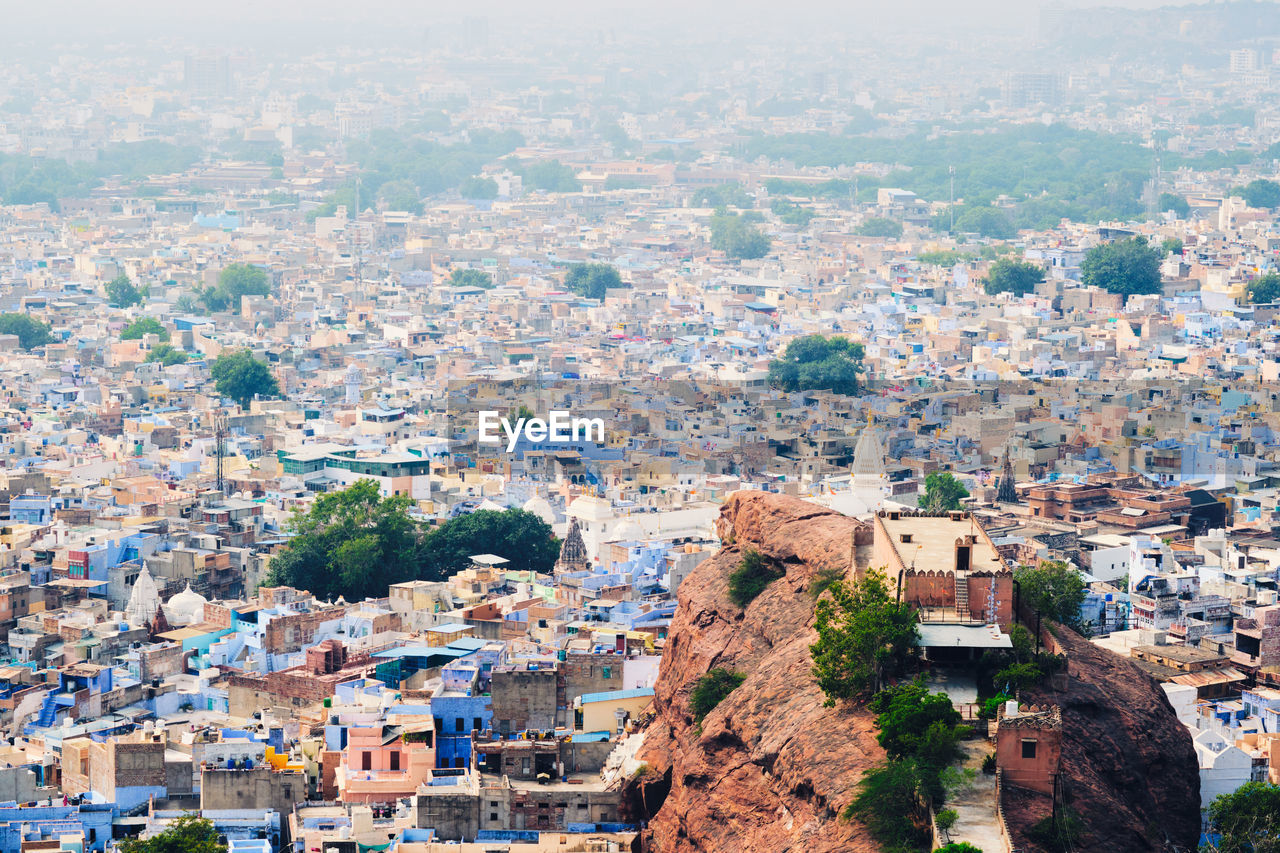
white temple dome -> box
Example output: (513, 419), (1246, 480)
(608, 518), (646, 542)
(164, 584), (207, 626)
(521, 495), (556, 525)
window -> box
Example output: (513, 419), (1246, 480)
(522, 758), (531, 775)
(454, 757), (465, 768)
(361, 751), (372, 770)
(473, 716), (482, 732)
(1021, 739), (1038, 760)
(389, 752), (400, 771)
(489, 813), (498, 822)
(456, 717), (465, 732)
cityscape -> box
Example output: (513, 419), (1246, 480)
(1, 1), (1280, 852)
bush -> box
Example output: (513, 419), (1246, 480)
(727, 549), (783, 607)
(689, 668), (746, 721)
(981, 753), (996, 774)
(977, 694), (1012, 720)
(844, 760), (931, 851)
(1028, 809), (1082, 853)
(934, 844), (983, 853)
(807, 565), (845, 600)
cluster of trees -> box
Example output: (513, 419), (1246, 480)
(0, 313), (53, 350)
(1203, 781), (1280, 853)
(767, 334), (866, 397)
(918, 472), (970, 512)
(771, 199), (815, 228)
(201, 263), (271, 312)
(264, 480), (560, 601)
(1158, 192), (1191, 218)
(710, 211), (771, 260)
(0, 141), (202, 208)
(449, 268), (495, 289)
(941, 204), (1015, 239)
(1229, 178), (1280, 210)
(847, 680), (970, 851)
(517, 159), (581, 193)
(563, 263), (624, 299)
(1081, 236), (1163, 297)
(982, 258), (1046, 297)
(745, 124), (1160, 229)
(810, 568), (919, 703)
(459, 176), (498, 199)
(857, 217), (904, 239)
(211, 350), (280, 408)
(694, 183), (752, 208)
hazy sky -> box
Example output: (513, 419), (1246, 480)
(6, 0), (1262, 48)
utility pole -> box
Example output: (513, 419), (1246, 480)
(949, 165), (956, 231)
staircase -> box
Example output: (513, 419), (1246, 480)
(954, 572), (969, 618)
(34, 691), (59, 728)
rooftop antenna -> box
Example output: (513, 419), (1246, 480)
(214, 409), (227, 496)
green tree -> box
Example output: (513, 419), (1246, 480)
(1161, 237), (1184, 256)
(727, 548), (784, 608)
(993, 661), (1043, 693)
(106, 274), (143, 307)
(1231, 178), (1280, 209)
(1081, 236), (1162, 297)
(423, 508), (560, 577)
(952, 205), (1015, 239)
(1247, 272), (1280, 304)
(459, 176), (498, 199)
(563, 263), (624, 299)
(919, 472), (969, 512)
(120, 317), (169, 342)
(845, 759), (931, 851)
(919, 250), (968, 267)
(0, 313), (54, 350)
(767, 334), (866, 396)
(870, 681), (963, 762)
(1204, 782), (1280, 853)
(118, 814), (227, 853)
(810, 569), (919, 703)
(523, 160), (580, 193)
(1014, 560), (1086, 631)
(710, 212), (771, 260)
(771, 199), (815, 227)
(377, 178), (423, 214)
(1157, 192), (1190, 218)
(449, 268), (494, 289)
(694, 184), (752, 208)
(265, 480), (425, 601)
(146, 344), (189, 366)
(211, 350), (280, 407)
(934, 844), (983, 853)
(690, 668), (746, 721)
(857, 217), (904, 239)
(203, 263), (270, 312)
(982, 258), (1045, 297)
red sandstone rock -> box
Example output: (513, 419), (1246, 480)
(629, 491), (1201, 853)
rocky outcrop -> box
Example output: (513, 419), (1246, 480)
(1010, 626), (1201, 853)
(628, 492), (882, 852)
(628, 491), (1202, 853)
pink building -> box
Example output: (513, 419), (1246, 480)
(337, 723), (435, 803)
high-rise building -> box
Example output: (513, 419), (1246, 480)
(184, 52), (230, 97)
(1003, 72), (1065, 109)
(1229, 48), (1260, 74)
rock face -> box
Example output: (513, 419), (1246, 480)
(628, 491), (1202, 853)
(1010, 626), (1202, 853)
(628, 492), (883, 852)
